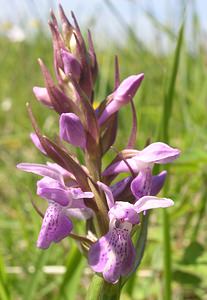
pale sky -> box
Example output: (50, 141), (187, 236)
(0, 0), (207, 50)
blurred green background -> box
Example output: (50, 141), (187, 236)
(0, 0), (207, 299)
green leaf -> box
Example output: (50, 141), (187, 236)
(181, 242), (204, 265)
(173, 270), (202, 286)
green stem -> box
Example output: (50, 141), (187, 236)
(86, 274), (121, 300)
(163, 209), (172, 300)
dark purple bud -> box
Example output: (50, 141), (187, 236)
(59, 113), (86, 148)
(61, 49), (81, 81)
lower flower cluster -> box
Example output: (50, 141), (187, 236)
(17, 5), (180, 284)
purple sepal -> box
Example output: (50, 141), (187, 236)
(113, 73), (144, 103)
(130, 168), (152, 199)
(59, 113), (86, 148)
(37, 177), (69, 206)
(134, 142), (180, 164)
(88, 221), (135, 283)
(97, 181), (114, 209)
(30, 133), (46, 155)
(110, 176), (131, 200)
(16, 163), (63, 182)
(37, 202), (73, 249)
(33, 87), (53, 108)
(151, 171), (167, 196)
(102, 158), (138, 176)
(99, 74), (144, 125)
(66, 198), (93, 219)
(134, 196), (174, 213)
(61, 49), (81, 81)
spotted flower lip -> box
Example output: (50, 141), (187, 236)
(102, 142), (180, 176)
(37, 202), (73, 249)
(88, 220), (135, 283)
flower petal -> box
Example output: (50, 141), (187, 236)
(30, 133), (46, 155)
(88, 233), (110, 273)
(113, 73), (144, 103)
(37, 177), (69, 206)
(109, 201), (139, 224)
(59, 113), (86, 148)
(135, 142), (180, 164)
(17, 163), (63, 182)
(98, 74), (144, 125)
(111, 176), (131, 199)
(102, 158), (139, 176)
(33, 86), (53, 108)
(130, 168), (152, 199)
(151, 171), (167, 196)
(110, 204), (136, 225)
(66, 207), (93, 219)
(134, 196), (174, 213)
(88, 222), (134, 283)
(97, 181), (114, 209)
(120, 237), (136, 276)
(61, 49), (81, 81)
(69, 187), (94, 199)
(46, 162), (75, 180)
(37, 203), (73, 249)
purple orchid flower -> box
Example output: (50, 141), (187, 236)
(88, 181), (173, 283)
(17, 162), (93, 249)
(103, 142), (180, 176)
(103, 142), (180, 200)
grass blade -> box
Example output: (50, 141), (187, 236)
(160, 23), (184, 300)
(23, 249), (51, 300)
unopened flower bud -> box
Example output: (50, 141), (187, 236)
(33, 86), (53, 108)
(99, 73), (144, 125)
(59, 113), (86, 148)
(61, 49), (81, 81)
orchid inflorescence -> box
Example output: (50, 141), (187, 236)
(17, 5), (180, 285)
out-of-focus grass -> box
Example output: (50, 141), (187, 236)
(0, 6), (207, 300)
